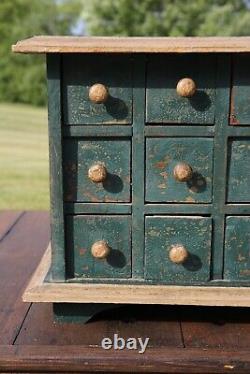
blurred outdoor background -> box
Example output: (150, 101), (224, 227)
(1, 0), (250, 210)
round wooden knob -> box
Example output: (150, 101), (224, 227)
(88, 163), (107, 183)
(176, 78), (196, 97)
(89, 83), (109, 104)
(173, 162), (193, 182)
(91, 240), (110, 259)
(169, 245), (188, 264)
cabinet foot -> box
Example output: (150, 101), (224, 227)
(53, 303), (119, 324)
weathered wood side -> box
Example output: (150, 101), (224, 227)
(47, 54), (65, 280)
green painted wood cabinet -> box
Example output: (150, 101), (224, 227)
(50, 51), (250, 286)
(12, 37), (250, 318)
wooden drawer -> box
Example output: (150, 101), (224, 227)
(146, 138), (213, 203)
(146, 55), (217, 124)
(224, 216), (250, 280)
(62, 55), (132, 125)
(63, 138), (131, 203)
(66, 215), (131, 279)
(145, 216), (212, 283)
(227, 139), (250, 202)
(230, 55), (250, 125)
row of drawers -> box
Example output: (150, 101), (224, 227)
(66, 214), (250, 283)
(64, 137), (250, 203)
(62, 54), (250, 125)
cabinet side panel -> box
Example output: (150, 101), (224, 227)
(47, 54), (65, 280)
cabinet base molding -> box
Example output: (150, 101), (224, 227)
(23, 244), (250, 307)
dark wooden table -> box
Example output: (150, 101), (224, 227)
(1, 211), (250, 373)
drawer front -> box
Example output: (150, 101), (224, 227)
(64, 139), (131, 202)
(146, 55), (216, 124)
(224, 216), (250, 280)
(66, 215), (131, 279)
(146, 138), (213, 203)
(227, 139), (250, 202)
(62, 55), (132, 125)
(230, 55), (250, 125)
(145, 216), (212, 283)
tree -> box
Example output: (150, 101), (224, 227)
(0, 0), (82, 106)
(82, 0), (250, 36)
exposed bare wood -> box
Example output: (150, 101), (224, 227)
(12, 36), (250, 54)
(23, 244), (250, 307)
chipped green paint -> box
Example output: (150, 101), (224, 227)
(66, 215), (131, 279)
(145, 216), (212, 283)
(230, 55), (250, 125)
(224, 216), (250, 280)
(63, 139), (131, 203)
(227, 139), (250, 202)
(62, 54), (132, 125)
(146, 54), (217, 124)
(146, 138), (213, 203)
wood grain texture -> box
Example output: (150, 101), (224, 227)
(16, 302), (182, 347)
(180, 306), (250, 350)
(146, 54), (216, 124)
(12, 36), (250, 53)
(5, 345), (250, 372)
(0, 211), (23, 241)
(0, 211), (49, 344)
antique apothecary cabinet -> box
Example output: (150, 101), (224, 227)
(13, 37), (250, 322)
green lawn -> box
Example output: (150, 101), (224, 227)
(0, 103), (49, 210)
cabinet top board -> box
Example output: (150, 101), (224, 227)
(12, 36), (250, 54)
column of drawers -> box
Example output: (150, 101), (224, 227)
(62, 54), (133, 280)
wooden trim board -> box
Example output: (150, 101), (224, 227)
(23, 243), (250, 307)
(12, 36), (250, 54)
